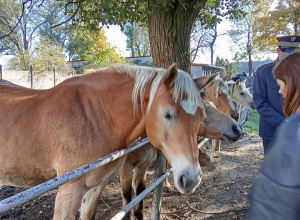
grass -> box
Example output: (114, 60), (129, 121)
(242, 110), (259, 135)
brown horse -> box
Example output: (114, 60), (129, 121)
(0, 64), (216, 220)
(205, 75), (237, 151)
(120, 92), (243, 220)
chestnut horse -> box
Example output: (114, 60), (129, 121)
(120, 92), (243, 220)
(0, 64), (216, 220)
(205, 75), (237, 151)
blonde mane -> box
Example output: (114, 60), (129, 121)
(114, 65), (202, 113)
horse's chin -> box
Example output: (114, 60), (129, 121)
(223, 134), (239, 142)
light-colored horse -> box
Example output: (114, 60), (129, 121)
(0, 64), (216, 220)
(226, 79), (256, 121)
(204, 75), (237, 151)
(120, 91), (243, 220)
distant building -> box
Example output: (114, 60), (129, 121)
(126, 56), (153, 65)
(191, 63), (223, 78)
(68, 60), (85, 74)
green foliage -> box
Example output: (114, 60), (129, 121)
(32, 41), (68, 75)
(80, 29), (128, 69)
(242, 110), (259, 135)
(253, 0), (300, 53)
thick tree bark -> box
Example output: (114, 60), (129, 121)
(148, 0), (206, 73)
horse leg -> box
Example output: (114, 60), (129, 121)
(213, 139), (221, 151)
(80, 184), (106, 220)
(132, 160), (151, 220)
(120, 161), (134, 220)
(163, 160), (172, 191)
(53, 180), (86, 220)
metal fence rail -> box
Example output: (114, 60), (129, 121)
(0, 138), (150, 213)
(0, 136), (210, 219)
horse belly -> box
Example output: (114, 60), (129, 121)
(0, 169), (56, 188)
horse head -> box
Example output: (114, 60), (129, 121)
(205, 75), (236, 116)
(144, 64), (216, 194)
(198, 92), (243, 142)
(226, 80), (256, 110)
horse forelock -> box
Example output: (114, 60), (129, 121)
(113, 65), (202, 113)
(173, 70), (202, 108)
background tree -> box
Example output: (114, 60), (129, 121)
(215, 55), (237, 79)
(229, 3), (259, 76)
(191, 0), (247, 65)
(0, 0), (68, 70)
(60, 0), (249, 73)
(124, 22), (150, 57)
(253, 0), (300, 53)
(83, 29), (127, 68)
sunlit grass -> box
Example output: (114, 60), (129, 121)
(242, 110), (259, 135)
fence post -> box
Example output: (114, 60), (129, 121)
(30, 65), (33, 89)
(150, 150), (166, 220)
(0, 64), (2, 79)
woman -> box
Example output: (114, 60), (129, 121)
(248, 52), (300, 220)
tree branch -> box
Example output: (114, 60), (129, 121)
(51, 1), (82, 28)
(0, 1), (31, 39)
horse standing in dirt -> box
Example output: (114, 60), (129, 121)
(120, 91), (243, 220)
(0, 64), (215, 220)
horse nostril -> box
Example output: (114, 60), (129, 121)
(180, 175), (187, 188)
(232, 124), (240, 135)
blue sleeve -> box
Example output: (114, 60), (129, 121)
(253, 67), (285, 128)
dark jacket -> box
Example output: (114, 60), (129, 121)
(248, 112), (300, 220)
(253, 60), (285, 141)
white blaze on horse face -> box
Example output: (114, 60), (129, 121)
(221, 86), (235, 111)
(161, 143), (201, 194)
(181, 100), (197, 115)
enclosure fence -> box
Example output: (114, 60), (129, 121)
(0, 137), (210, 220)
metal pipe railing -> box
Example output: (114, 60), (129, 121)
(0, 138), (150, 213)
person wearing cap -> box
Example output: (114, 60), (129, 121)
(253, 35), (300, 154)
(248, 52), (300, 220)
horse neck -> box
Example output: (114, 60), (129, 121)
(60, 72), (149, 146)
(206, 82), (220, 107)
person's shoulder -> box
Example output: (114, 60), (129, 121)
(258, 61), (275, 71)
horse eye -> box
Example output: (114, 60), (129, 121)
(164, 113), (173, 120)
(240, 92), (245, 95)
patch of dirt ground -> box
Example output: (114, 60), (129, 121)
(0, 133), (264, 220)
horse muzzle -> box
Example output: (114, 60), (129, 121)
(173, 165), (202, 194)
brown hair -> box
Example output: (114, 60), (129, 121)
(274, 52), (300, 117)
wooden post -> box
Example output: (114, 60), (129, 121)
(151, 150), (166, 220)
(30, 65), (33, 89)
(0, 64), (2, 79)
(53, 67), (56, 87)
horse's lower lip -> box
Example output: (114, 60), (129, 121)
(223, 134), (238, 142)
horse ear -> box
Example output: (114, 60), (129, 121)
(222, 75), (229, 81)
(162, 63), (178, 87)
(236, 79), (240, 86)
(194, 73), (218, 91)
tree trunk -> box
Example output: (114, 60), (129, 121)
(210, 24), (217, 65)
(148, 0), (206, 73)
